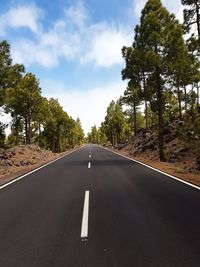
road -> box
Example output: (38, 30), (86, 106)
(0, 144), (200, 267)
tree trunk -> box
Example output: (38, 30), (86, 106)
(133, 94), (137, 135)
(25, 118), (28, 145)
(15, 116), (20, 145)
(38, 123), (41, 147)
(70, 134), (73, 147)
(112, 130), (116, 147)
(197, 83), (199, 108)
(156, 70), (165, 162)
(191, 84), (195, 122)
(27, 118), (31, 145)
(116, 132), (120, 144)
(196, 3), (200, 38)
(142, 73), (149, 129)
(57, 125), (60, 153)
(15, 125), (19, 145)
(177, 83), (182, 119)
(111, 126), (114, 146)
(184, 85), (187, 111)
(144, 100), (149, 129)
(52, 136), (55, 152)
(110, 131), (112, 146)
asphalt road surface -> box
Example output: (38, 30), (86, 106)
(0, 144), (200, 267)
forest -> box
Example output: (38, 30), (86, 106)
(0, 42), (85, 152)
(88, 0), (200, 162)
(0, 0), (199, 162)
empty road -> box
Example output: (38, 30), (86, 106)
(0, 145), (200, 267)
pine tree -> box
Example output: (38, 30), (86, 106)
(0, 41), (12, 106)
(122, 35), (150, 129)
(182, 0), (200, 38)
(136, 0), (185, 161)
(5, 73), (43, 145)
(121, 82), (142, 134)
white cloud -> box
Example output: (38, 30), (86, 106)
(42, 79), (126, 134)
(0, 1), (185, 69)
(64, 1), (88, 28)
(12, 23), (81, 68)
(0, 4), (42, 35)
(81, 23), (131, 68)
(7, 1), (131, 68)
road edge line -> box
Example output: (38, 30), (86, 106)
(103, 146), (200, 191)
(0, 146), (84, 190)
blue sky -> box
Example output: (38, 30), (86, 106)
(0, 0), (182, 134)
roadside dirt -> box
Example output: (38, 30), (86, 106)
(111, 130), (200, 187)
(0, 145), (78, 186)
(114, 148), (200, 187)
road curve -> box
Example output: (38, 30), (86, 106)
(0, 144), (200, 267)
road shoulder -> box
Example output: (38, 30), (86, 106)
(104, 146), (200, 188)
(0, 146), (83, 187)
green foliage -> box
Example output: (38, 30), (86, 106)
(120, 0), (200, 161)
(0, 41), (12, 105)
(0, 41), (85, 151)
(176, 109), (200, 155)
(73, 118), (85, 145)
(87, 125), (108, 145)
(94, 100), (130, 145)
(87, 125), (100, 144)
(122, 0), (178, 160)
(182, 0), (200, 56)
(121, 83), (142, 134)
(40, 100), (84, 152)
(182, 0), (200, 35)
(4, 73), (43, 145)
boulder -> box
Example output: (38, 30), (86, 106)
(168, 154), (176, 163)
(164, 134), (175, 144)
(174, 147), (188, 155)
(0, 152), (13, 160)
(1, 159), (13, 166)
(6, 160), (13, 166)
(20, 160), (31, 166)
(142, 141), (156, 151)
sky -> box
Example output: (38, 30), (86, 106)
(0, 0), (183, 135)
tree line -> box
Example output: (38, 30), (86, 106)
(87, 0), (200, 161)
(0, 41), (84, 152)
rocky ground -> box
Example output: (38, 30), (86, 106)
(0, 145), (75, 186)
(114, 120), (200, 186)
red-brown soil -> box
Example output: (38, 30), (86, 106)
(0, 145), (78, 186)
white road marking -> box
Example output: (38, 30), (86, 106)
(88, 162), (91, 168)
(81, 190), (90, 239)
(0, 146), (84, 190)
(89, 154), (91, 158)
(104, 147), (200, 191)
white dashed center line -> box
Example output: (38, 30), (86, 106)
(88, 162), (91, 168)
(81, 190), (90, 240)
